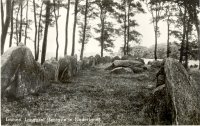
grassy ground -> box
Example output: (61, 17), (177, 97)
(2, 67), (156, 125)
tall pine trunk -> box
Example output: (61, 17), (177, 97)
(15, 6), (20, 45)
(100, 21), (104, 58)
(33, 0), (38, 60)
(127, 4), (130, 55)
(36, 2), (44, 61)
(179, 5), (187, 63)
(41, 0), (50, 64)
(198, 26), (200, 70)
(53, 0), (59, 60)
(19, 1), (23, 43)
(1, 0), (11, 54)
(166, 17), (170, 57)
(123, 5), (127, 56)
(9, 0), (14, 47)
(100, 6), (104, 57)
(154, 9), (158, 60)
(64, 0), (70, 55)
(184, 19), (191, 69)
(24, 0), (28, 45)
(80, 0), (88, 60)
(194, 9), (200, 70)
(184, 26), (188, 69)
(71, 0), (78, 56)
(1, 0), (4, 32)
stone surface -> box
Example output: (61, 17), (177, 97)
(113, 60), (144, 68)
(164, 58), (200, 125)
(148, 60), (163, 68)
(43, 58), (59, 81)
(58, 55), (77, 82)
(130, 66), (144, 73)
(147, 58), (200, 125)
(1, 46), (49, 98)
(110, 67), (133, 74)
(111, 56), (120, 62)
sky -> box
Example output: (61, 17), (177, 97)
(3, 0), (197, 61)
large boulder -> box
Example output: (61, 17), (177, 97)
(43, 58), (59, 81)
(121, 55), (135, 60)
(147, 58), (200, 125)
(99, 56), (112, 64)
(113, 60), (144, 68)
(58, 55), (77, 82)
(130, 66), (145, 73)
(110, 67), (133, 74)
(148, 60), (163, 68)
(77, 60), (83, 71)
(1, 45), (49, 98)
(81, 56), (95, 69)
(111, 56), (120, 62)
(95, 54), (101, 65)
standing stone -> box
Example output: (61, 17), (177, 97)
(43, 58), (59, 81)
(58, 55), (77, 82)
(1, 46), (49, 98)
(147, 58), (200, 125)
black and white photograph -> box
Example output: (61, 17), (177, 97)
(1, 0), (200, 125)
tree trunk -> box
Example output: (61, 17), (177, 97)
(33, 0), (38, 60)
(154, 9), (158, 61)
(100, 6), (104, 58)
(80, 0), (88, 60)
(53, 0), (59, 60)
(64, 0), (70, 55)
(167, 18), (170, 57)
(1, 0), (4, 31)
(179, 5), (186, 63)
(36, 2), (44, 61)
(127, 4), (130, 55)
(1, 0), (11, 54)
(194, 9), (200, 70)
(198, 27), (200, 70)
(24, 0), (28, 45)
(9, 0), (14, 47)
(184, 21), (189, 69)
(15, 6), (20, 45)
(19, 1), (23, 43)
(41, 0), (50, 64)
(123, 2), (127, 56)
(71, 0), (78, 56)
(100, 19), (104, 57)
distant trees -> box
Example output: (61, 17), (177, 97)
(145, 0), (164, 60)
(115, 0), (144, 55)
(162, 1), (176, 57)
(174, 0), (199, 68)
(79, 0), (91, 60)
(0, 0), (199, 70)
(94, 0), (116, 57)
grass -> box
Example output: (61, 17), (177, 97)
(1, 67), (156, 125)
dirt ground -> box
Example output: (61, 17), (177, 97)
(1, 66), (199, 125)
